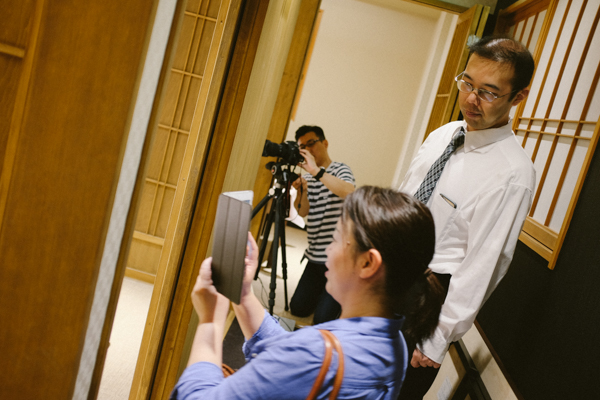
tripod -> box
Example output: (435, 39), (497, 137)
(252, 163), (299, 315)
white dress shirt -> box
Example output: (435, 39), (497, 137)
(399, 120), (535, 363)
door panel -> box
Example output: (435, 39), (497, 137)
(0, 0), (158, 398)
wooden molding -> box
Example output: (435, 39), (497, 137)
(519, 230), (552, 262)
(0, 42), (26, 58)
(522, 217), (558, 250)
(133, 230), (166, 246)
(125, 268), (156, 285)
(403, 0), (468, 14)
(0, 0), (45, 233)
(290, 9), (323, 121)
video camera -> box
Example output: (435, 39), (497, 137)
(262, 139), (304, 166)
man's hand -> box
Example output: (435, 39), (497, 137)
(410, 348), (441, 369)
(292, 176), (308, 191)
(299, 148), (319, 176)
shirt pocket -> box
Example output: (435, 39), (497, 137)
(429, 192), (459, 240)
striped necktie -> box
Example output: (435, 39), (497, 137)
(414, 127), (465, 204)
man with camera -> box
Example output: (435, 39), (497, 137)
(289, 125), (355, 324)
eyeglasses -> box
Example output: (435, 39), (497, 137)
(299, 139), (322, 150)
(455, 72), (515, 103)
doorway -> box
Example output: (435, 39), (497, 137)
(99, 0), (464, 399)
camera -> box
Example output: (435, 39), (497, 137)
(262, 140), (304, 165)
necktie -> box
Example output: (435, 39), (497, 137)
(414, 127), (465, 204)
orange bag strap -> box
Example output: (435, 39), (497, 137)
(306, 330), (345, 400)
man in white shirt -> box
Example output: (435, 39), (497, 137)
(397, 36), (536, 399)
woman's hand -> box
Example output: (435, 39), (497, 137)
(191, 257), (230, 325)
(232, 233), (267, 339)
(240, 233), (259, 300)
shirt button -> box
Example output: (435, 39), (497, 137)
(252, 353), (257, 358)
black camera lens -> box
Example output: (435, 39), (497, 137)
(262, 140), (303, 165)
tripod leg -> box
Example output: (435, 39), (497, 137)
(279, 201), (290, 311)
(255, 198), (275, 280)
(268, 195), (281, 315)
(252, 192), (272, 219)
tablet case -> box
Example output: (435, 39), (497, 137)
(211, 191), (253, 304)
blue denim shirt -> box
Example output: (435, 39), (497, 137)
(171, 311), (407, 400)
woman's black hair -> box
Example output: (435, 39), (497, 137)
(342, 186), (444, 346)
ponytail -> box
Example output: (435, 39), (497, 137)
(341, 187), (444, 346)
(399, 269), (444, 348)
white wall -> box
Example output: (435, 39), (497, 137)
(285, 0), (451, 188)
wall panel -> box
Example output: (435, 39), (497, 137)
(0, 0), (157, 398)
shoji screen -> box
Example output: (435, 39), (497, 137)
(500, 0), (600, 269)
(127, 0), (222, 280)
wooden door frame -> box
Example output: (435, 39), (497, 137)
(86, 0), (185, 397)
(128, 1), (246, 399)
(146, 1), (268, 397)
(143, 1), (326, 397)
(424, 4), (490, 140)
(128, 0), (494, 398)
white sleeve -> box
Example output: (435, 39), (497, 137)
(419, 182), (533, 363)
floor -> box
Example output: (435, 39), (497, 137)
(98, 277), (154, 400)
(98, 224), (311, 400)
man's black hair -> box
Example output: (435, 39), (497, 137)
(295, 125), (325, 141)
(468, 35), (535, 96)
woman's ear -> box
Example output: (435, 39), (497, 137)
(358, 248), (383, 279)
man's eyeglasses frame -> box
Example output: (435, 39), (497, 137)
(454, 72), (516, 103)
(299, 138), (323, 150)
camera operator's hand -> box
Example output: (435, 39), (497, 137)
(292, 176), (307, 191)
(299, 149), (319, 176)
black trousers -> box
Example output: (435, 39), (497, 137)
(289, 260), (341, 324)
(397, 273), (452, 400)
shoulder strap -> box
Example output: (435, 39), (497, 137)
(306, 330), (345, 400)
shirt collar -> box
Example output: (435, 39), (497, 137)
(317, 316), (405, 337)
(461, 119), (514, 153)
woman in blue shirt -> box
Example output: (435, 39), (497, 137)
(172, 186), (444, 399)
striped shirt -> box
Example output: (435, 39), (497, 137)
(304, 161), (355, 263)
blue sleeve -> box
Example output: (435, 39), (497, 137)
(242, 310), (288, 361)
(170, 362), (224, 400)
(170, 324), (328, 400)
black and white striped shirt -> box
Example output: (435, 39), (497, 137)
(304, 161), (355, 263)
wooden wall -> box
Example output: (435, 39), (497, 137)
(0, 0), (157, 398)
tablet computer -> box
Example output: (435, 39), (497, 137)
(211, 190), (253, 304)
